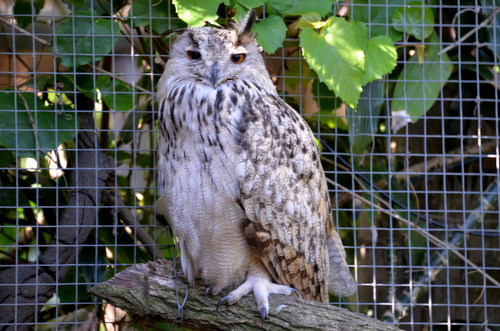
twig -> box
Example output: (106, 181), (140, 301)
(326, 177), (500, 288)
(438, 6), (500, 55)
(0, 16), (51, 47)
(91, 65), (151, 94)
(17, 92), (41, 165)
(394, 139), (498, 180)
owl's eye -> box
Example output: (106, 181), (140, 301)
(187, 51), (201, 60)
(231, 54), (246, 64)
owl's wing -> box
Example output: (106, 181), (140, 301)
(236, 92), (352, 302)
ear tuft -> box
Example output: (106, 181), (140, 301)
(161, 28), (186, 39)
(235, 10), (257, 44)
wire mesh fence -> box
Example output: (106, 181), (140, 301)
(0, 0), (499, 330)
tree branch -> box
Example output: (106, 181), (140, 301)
(89, 260), (402, 331)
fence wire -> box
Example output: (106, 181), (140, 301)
(0, 1), (499, 330)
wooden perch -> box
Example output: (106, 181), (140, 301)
(90, 260), (402, 331)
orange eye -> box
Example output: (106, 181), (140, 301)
(187, 50), (201, 60)
(231, 54), (246, 64)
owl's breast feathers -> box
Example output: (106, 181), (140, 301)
(158, 77), (353, 302)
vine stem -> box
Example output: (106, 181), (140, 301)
(438, 6), (500, 56)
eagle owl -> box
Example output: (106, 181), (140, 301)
(157, 12), (355, 319)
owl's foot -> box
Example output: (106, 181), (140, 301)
(216, 275), (300, 321)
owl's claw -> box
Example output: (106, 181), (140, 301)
(259, 306), (267, 324)
(215, 275), (298, 321)
(205, 285), (213, 301)
(290, 288), (301, 298)
(216, 295), (230, 315)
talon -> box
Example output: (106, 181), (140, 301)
(216, 295), (230, 315)
(290, 288), (301, 298)
(204, 285), (212, 301)
(259, 306), (267, 325)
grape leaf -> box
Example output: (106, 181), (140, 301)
(235, 0), (265, 8)
(346, 80), (384, 166)
(300, 17), (365, 108)
(266, 0), (334, 17)
(350, 0), (405, 41)
(172, 0), (229, 27)
(351, 21), (397, 85)
(391, 32), (453, 121)
(252, 15), (287, 54)
(97, 76), (135, 111)
(54, 9), (120, 67)
(0, 91), (78, 158)
(131, 0), (185, 33)
(392, 5), (434, 41)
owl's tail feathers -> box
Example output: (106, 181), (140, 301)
(326, 230), (356, 297)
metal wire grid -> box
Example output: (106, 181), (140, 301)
(0, 1), (499, 330)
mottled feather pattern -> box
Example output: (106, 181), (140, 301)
(157, 13), (355, 317)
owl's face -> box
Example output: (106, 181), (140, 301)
(162, 24), (272, 91)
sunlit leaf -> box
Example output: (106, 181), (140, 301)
(297, 12), (325, 29)
(252, 15), (287, 54)
(235, 0), (265, 8)
(172, 0), (229, 27)
(267, 0), (334, 16)
(351, 21), (397, 85)
(300, 17), (365, 108)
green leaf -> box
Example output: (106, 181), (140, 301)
(350, 0), (404, 41)
(63, 0), (86, 7)
(391, 32), (453, 122)
(172, 0), (228, 27)
(297, 12), (324, 29)
(0, 149), (15, 167)
(392, 5), (434, 41)
(311, 81), (342, 113)
(346, 80), (384, 166)
(252, 15), (287, 54)
(267, 0), (334, 17)
(351, 21), (397, 85)
(131, 0), (185, 33)
(54, 9), (120, 67)
(300, 17), (365, 108)
(0, 91), (78, 158)
(235, 0), (265, 8)
(97, 76), (135, 111)
(13, 0), (45, 28)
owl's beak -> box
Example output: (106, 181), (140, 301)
(209, 62), (219, 88)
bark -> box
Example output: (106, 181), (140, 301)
(90, 260), (403, 331)
(0, 112), (114, 330)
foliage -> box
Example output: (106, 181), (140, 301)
(2, 0), (498, 327)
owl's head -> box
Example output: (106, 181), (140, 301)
(160, 12), (273, 91)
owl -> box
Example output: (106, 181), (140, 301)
(156, 12), (355, 320)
